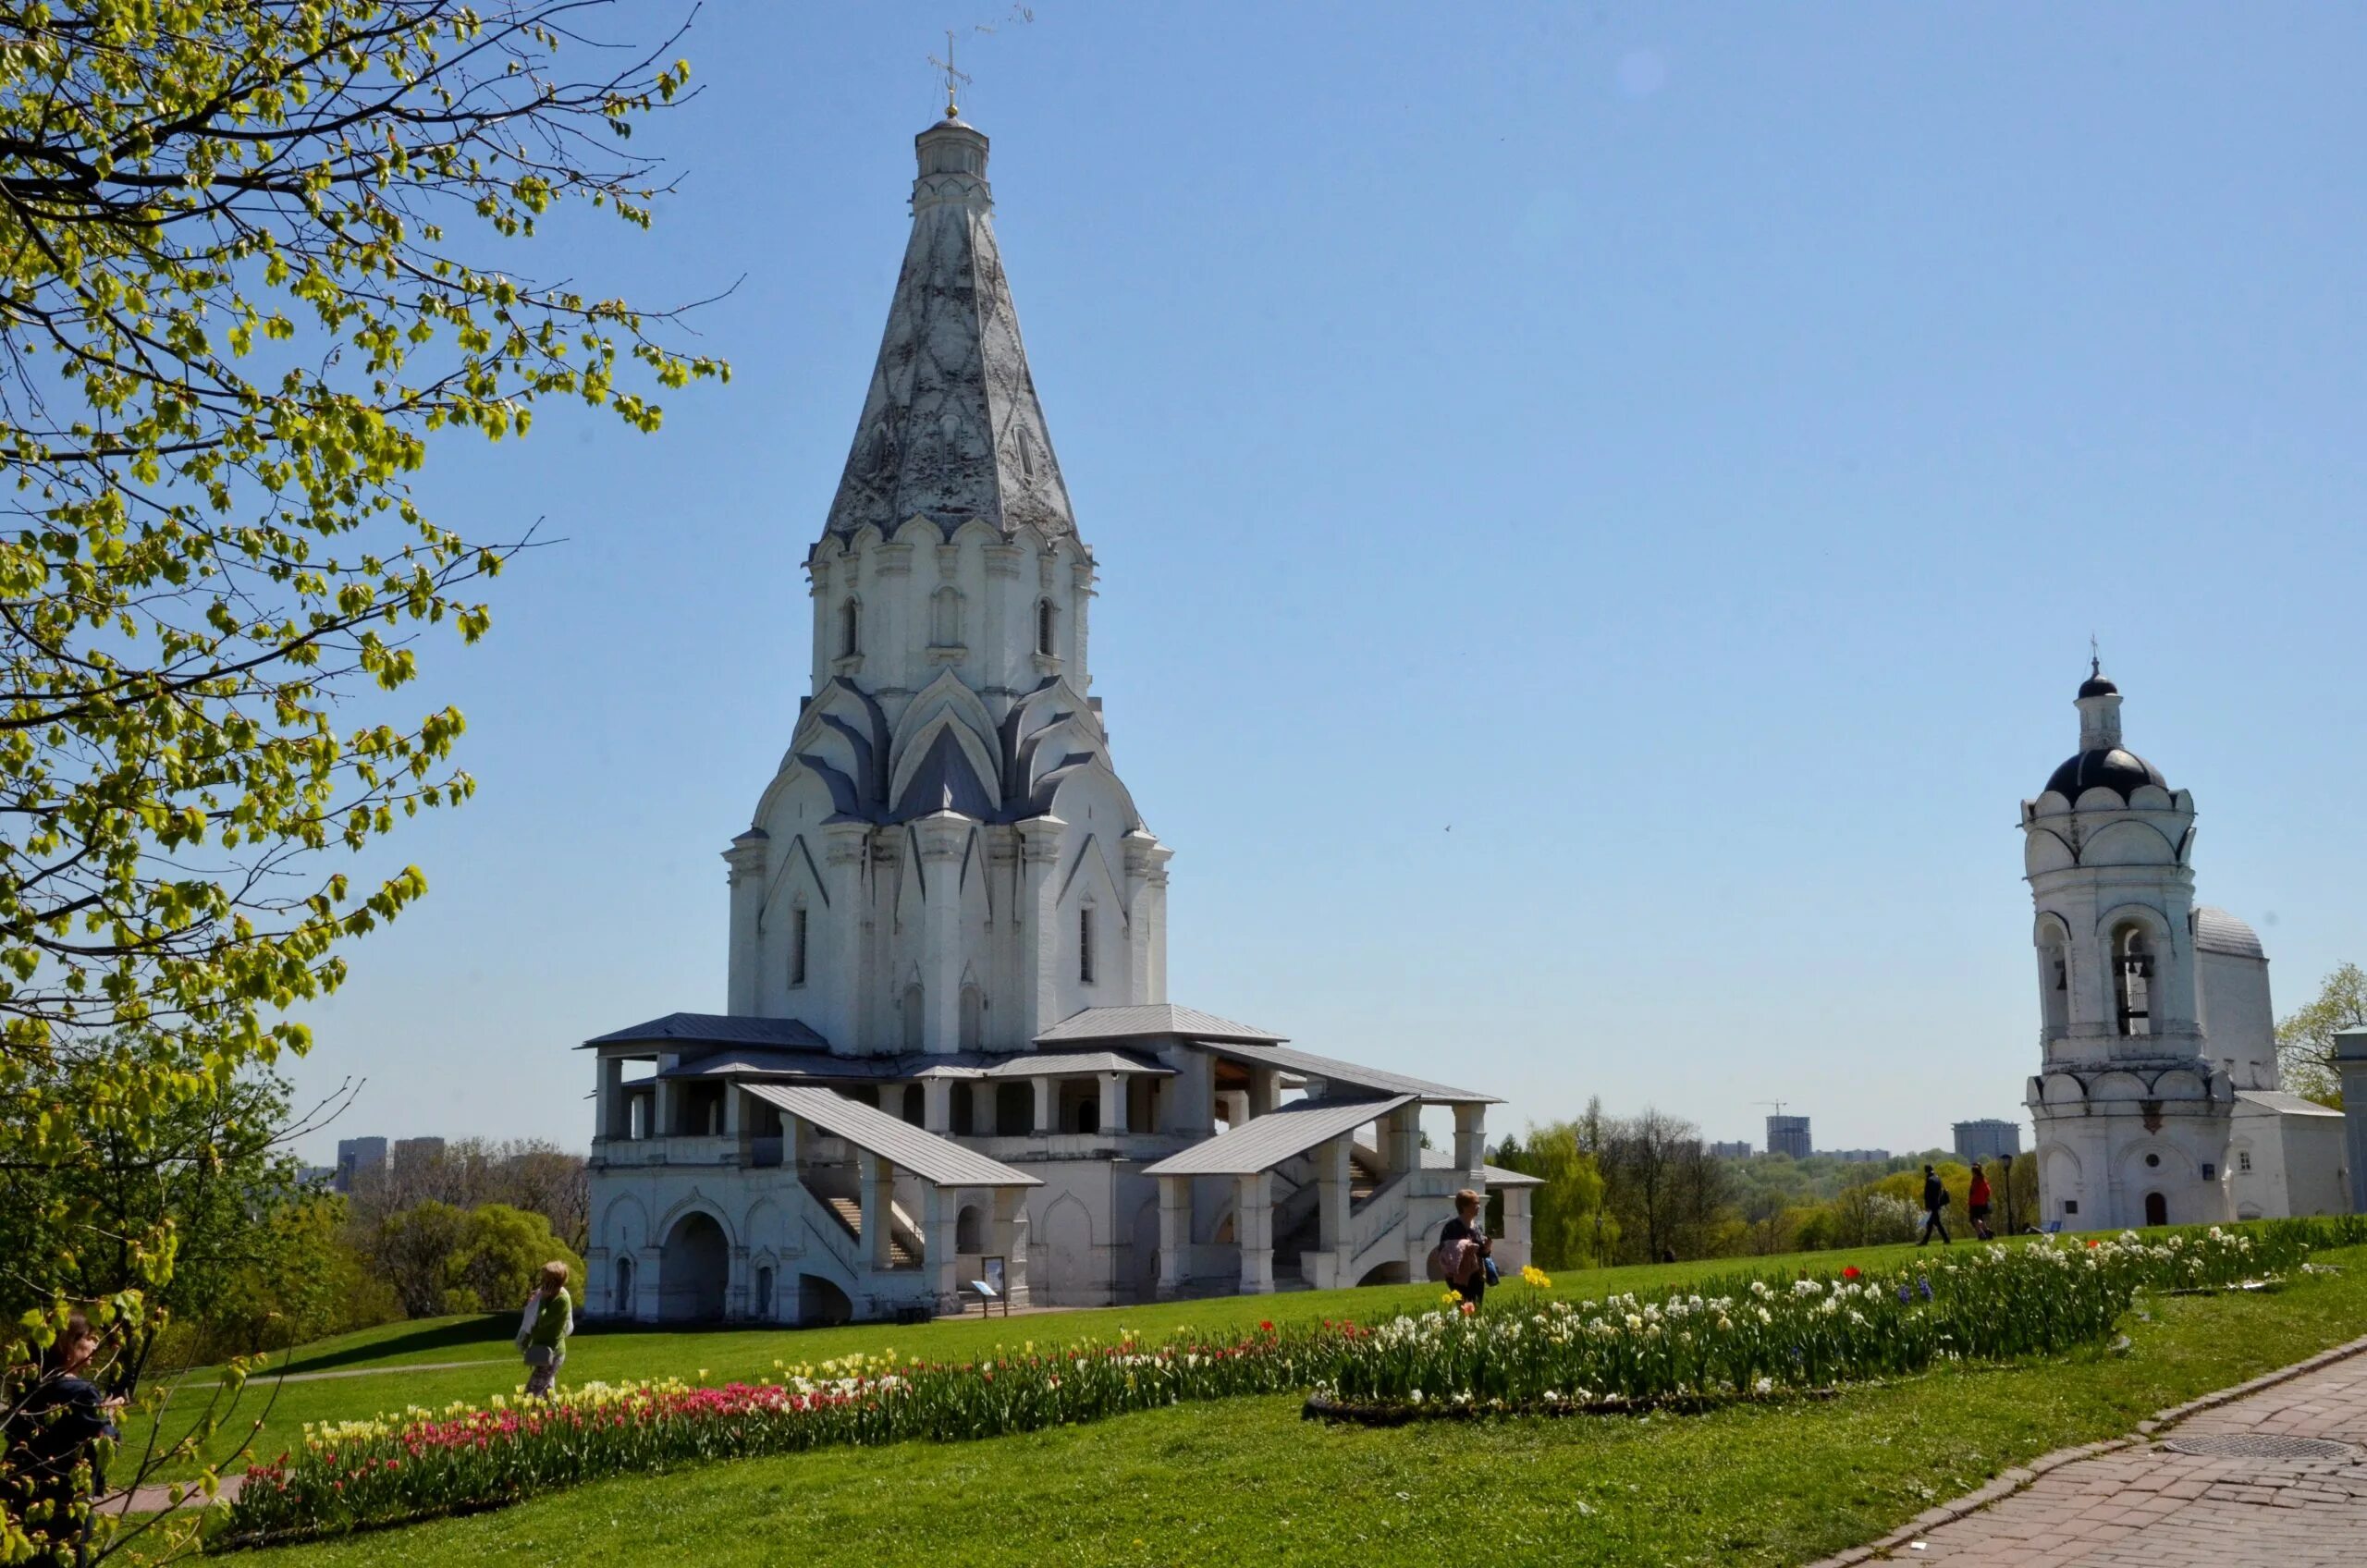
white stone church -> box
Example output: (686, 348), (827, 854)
(2021, 666), (2349, 1231)
(583, 111), (1535, 1325)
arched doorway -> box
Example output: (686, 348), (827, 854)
(2143, 1192), (2167, 1228)
(797, 1273), (852, 1327)
(658, 1211), (729, 1321)
(754, 1265), (776, 1321)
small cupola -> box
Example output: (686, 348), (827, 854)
(2043, 658), (2168, 803)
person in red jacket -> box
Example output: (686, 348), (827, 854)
(1967, 1163), (1994, 1241)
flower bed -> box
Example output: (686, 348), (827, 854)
(1317, 1225), (2313, 1415)
(215, 1218), (2367, 1549)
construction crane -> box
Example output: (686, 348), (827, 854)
(1758, 1100), (1787, 1120)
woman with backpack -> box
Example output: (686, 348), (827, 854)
(1434, 1189), (1492, 1308)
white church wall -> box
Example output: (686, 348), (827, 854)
(2282, 1114), (2351, 1217)
(2197, 948), (2276, 1090)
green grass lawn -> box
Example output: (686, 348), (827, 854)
(136, 1241), (1959, 1481)
(223, 1243), (2367, 1566)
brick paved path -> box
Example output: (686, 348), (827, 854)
(1875, 1354), (2367, 1565)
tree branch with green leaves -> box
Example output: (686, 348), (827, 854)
(0, 4), (725, 1557)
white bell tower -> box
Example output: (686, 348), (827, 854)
(2020, 662), (2232, 1231)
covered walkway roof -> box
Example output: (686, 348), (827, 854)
(1197, 1040), (1499, 1106)
(1141, 1095), (1416, 1179)
(742, 1083), (1039, 1189)
(1036, 1004), (1285, 1046)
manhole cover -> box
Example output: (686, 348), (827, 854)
(2160, 1434), (2362, 1463)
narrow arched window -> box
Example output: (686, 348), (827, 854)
(2037, 926), (2069, 1035)
(2112, 924), (2153, 1037)
(901, 982), (925, 1051)
(790, 905), (809, 987)
(932, 585), (963, 647)
(1077, 904), (1096, 985)
(1036, 597), (1056, 657)
(960, 983), (985, 1049)
(840, 597), (861, 658)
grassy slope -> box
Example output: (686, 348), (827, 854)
(233, 1245), (2367, 1567)
(142, 1242), (1950, 1479)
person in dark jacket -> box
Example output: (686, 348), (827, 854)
(1440, 1189), (1492, 1308)
(1917, 1165), (1952, 1246)
(5, 1309), (122, 1567)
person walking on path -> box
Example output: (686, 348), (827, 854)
(1439, 1189), (1493, 1309)
(514, 1262), (574, 1399)
(1966, 1163), (1993, 1241)
(5, 1309), (124, 1567)
(1918, 1164), (1953, 1246)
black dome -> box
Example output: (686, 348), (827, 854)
(2077, 675), (2118, 698)
(2044, 747), (2166, 802)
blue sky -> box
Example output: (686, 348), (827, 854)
(280, 3), (2367, 1161)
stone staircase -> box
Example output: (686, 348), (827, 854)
(1273, 1150), (1382, 1277)
(824, 1194), (917, 1267)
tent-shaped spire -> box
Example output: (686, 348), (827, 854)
(823, 115), (1076, 543)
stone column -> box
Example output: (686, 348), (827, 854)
(1016, 815), (1067, 1042)
(1162, 1047), (1212, 1136)
(860, 1152), (896, 1271)
(923, 1184), (961, 1313)
(1317, 1134), (1350, 1256)
(914, 809), (970, 1053)
(971, 1080), (996, 1137)
(1098, 1072), (1126, 1136)
(1498, 1188), (1535, 1272)
(872, 540), (914, 701)
(806, 555), (832, 692)
(983, 542), (1023, 698)
(596, 1056), (626, 1142)
(1385, 1105), (1423, 1179)
(1235, 1171), (1274, 1294)
(1070, 554), (1096, 686)
(822, 821), (872, 1049)
(991, 1187), (1031, 1308)
(923, 1076), (954, 1134)
(1033, 1075), (1056, 1135)
(728, 1084), (754, 1165)
(654, 1069), (681, 1139)
(2338, 1029), (2367, 1216)
(1453, 1104), (1487, 1180)
(1157, 1175), (1192, 1300)
(1122, 831), (1171, 1003)
(724, 832), (769, 1014)
(1219, 1090), (1250, 1128)
(1248, 1066), (1281, 1118)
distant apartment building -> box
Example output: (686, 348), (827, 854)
(1709, 1140), (1753, 1160)
(1823, 1148), (1892, 1163)
(392, 1135), (448, 1174)
(1765, 1115), (1813, 1161)
(1953, 1119), (2022, 1165)
(334, 1135), (388, 1194)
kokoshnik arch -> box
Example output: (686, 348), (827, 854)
(581, 109), (1537, 1325)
